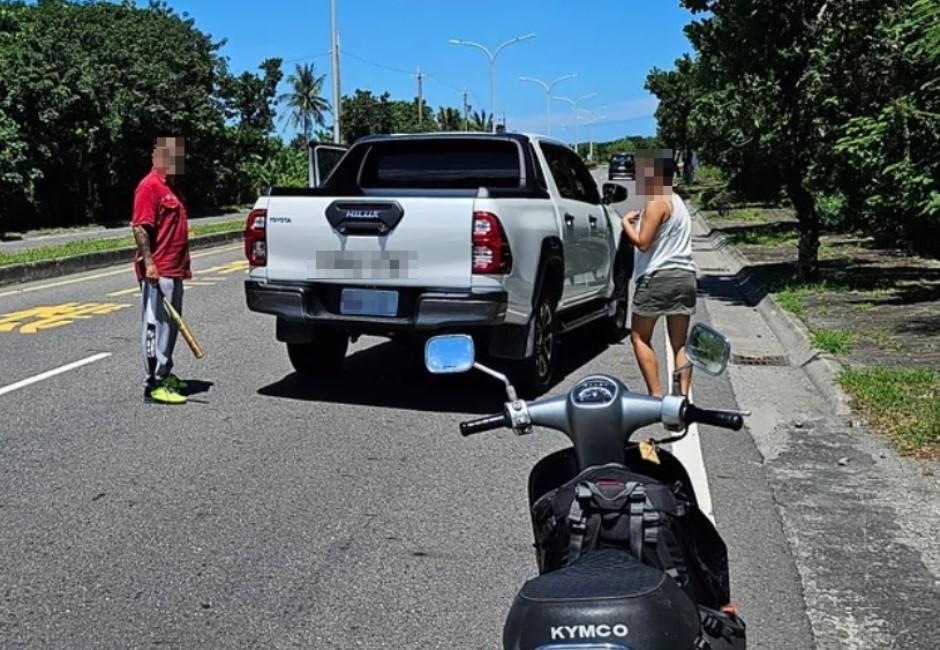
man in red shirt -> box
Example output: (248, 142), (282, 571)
(132, 136), (192, 404)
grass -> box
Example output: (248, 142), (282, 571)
(720, 207), (766, 223)
(725, 228), (798, 247)
(774, 289), (807, 318)
(811, 328), (856, 354)
(853, 301), (876, 312)
(839, 367), (940, 456)
(0, 219), (243, 268)
(862, 328), (903, 351)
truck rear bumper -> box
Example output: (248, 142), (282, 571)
(245, 280), (508, 329)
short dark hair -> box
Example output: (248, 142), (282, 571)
(637, 148), (675, 184)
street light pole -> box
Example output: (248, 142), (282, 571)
(553, 92), (597, 155)
(330, 0), (341, 143)
(449, 33), (536, 133)
(578, 106), (608, 162)
(519, 74), (576, 136)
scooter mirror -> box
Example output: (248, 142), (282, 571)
(686, 323), (731, 376)
(425, 334), (475, 374)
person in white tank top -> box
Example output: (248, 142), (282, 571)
(620, 151), (698, 396)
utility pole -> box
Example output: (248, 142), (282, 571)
(462, 88), (470, 131)
(414, 65), (425, 129)
(330, 0), (341, 143)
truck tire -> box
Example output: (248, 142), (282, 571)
(286, 330), (349, 378)
(514, 288), (560, 398)
(605, 250), (631, 342)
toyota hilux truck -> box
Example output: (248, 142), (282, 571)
(244, 132), (631, 396)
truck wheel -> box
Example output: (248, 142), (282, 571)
(514, 291), (559, 398)
(286, 330), (349, 378)
(605, 253), (630, 342)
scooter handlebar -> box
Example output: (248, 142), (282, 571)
(460, 412), (511, 437)
(684, 404), (744, 431)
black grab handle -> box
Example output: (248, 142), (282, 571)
(460, 412), (510, 437)
(685, 404), (745, 431)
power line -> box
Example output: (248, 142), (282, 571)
(282, 51), (332, 64)
(342, 49), (413, 76)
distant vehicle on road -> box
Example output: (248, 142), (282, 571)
(608, 152), (636, 180)
(244, 132), (632, 395)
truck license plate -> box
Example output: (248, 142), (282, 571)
(340, 288), (399, 317)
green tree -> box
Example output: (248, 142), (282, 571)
(470, 109), (493, 132)
(670, 0), (917, 278)
(436, 106), (465, 131)
(645, 55), (699, 183)
(340, 90), (394, 143)
(278, 63), (331, 142)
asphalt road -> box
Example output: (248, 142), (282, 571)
(0, 191), (814, 648)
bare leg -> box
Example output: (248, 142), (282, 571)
(667, 314), (692, 396)
(631, 314), (663, 397)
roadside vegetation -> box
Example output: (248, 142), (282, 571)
(839, 368), (940, 457)
(0, 219), (244, 268)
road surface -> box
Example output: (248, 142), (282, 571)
(0, 180), (817, 648)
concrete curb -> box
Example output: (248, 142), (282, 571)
(692, 208), (853, 417)
(0, 230), (243, 289)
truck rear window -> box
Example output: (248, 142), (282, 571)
(358, 139), (521, 189)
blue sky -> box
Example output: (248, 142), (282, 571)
(164, 1), (696, 142)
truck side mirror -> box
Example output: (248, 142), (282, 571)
(603, 183), (628, 204)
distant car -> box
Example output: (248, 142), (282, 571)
(608, 153), (635, 180)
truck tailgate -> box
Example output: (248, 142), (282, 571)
(265, 195), (474, 288)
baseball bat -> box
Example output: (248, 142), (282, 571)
(162, 296), (205, 359)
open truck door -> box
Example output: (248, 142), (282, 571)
(308, 142), (348, 187)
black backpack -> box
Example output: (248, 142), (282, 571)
(530, 463), (730, 609)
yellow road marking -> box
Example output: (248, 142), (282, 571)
(0, 245), (241, 299)
(201, 260), (248, 275)
(184, 281), (217, 286)
(107, 287), (142, 297)
(0, 302), (131, 334)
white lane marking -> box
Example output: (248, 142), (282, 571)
(0, 352), (111, 397)
(0, 245), (241, 298)
(664, 327), (716, 524)
(107, 287), (142, 297)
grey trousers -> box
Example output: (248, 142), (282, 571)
(141, 277), (184, 385)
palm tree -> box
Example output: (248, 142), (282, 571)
(278, 63), (332, 142)
(471, 109), (493, 132)
(436, 106), (464, 131)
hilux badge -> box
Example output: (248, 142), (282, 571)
(345, 209), (380, 219)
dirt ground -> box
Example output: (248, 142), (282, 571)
(702, 207), (940, 372)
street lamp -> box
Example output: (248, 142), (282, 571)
(519, 74), (577, 136)
(578, 106), (608, 162)
(449, 33), (536, 133)
(553, 92), (597, 155)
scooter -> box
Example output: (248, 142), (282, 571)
(425, 323), (748, 650)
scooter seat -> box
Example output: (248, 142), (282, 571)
(521, 548), (663, 600)
(503, 549), (702, 649)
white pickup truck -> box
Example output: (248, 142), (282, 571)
(244, 133), (631, 395)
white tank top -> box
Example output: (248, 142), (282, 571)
(632, 193), (696, 281)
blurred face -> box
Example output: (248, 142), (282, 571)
(636, 148), (673, 197)
(152, 136), (185, 175)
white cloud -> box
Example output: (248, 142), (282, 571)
(509, 96), (659, 135)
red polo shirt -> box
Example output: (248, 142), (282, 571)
(131, 170), (192, 280)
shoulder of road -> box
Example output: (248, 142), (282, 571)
(0, 211), (248, 288)
(692, 204), (940, 649)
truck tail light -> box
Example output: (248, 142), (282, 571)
(472, 211), (512, 274)
(244, 209), (267, 267)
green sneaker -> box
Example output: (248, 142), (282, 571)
(164, 374), (188, 392)
(145, 382), (187, 405)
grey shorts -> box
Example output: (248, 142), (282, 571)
(632, 269), (697, 317)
